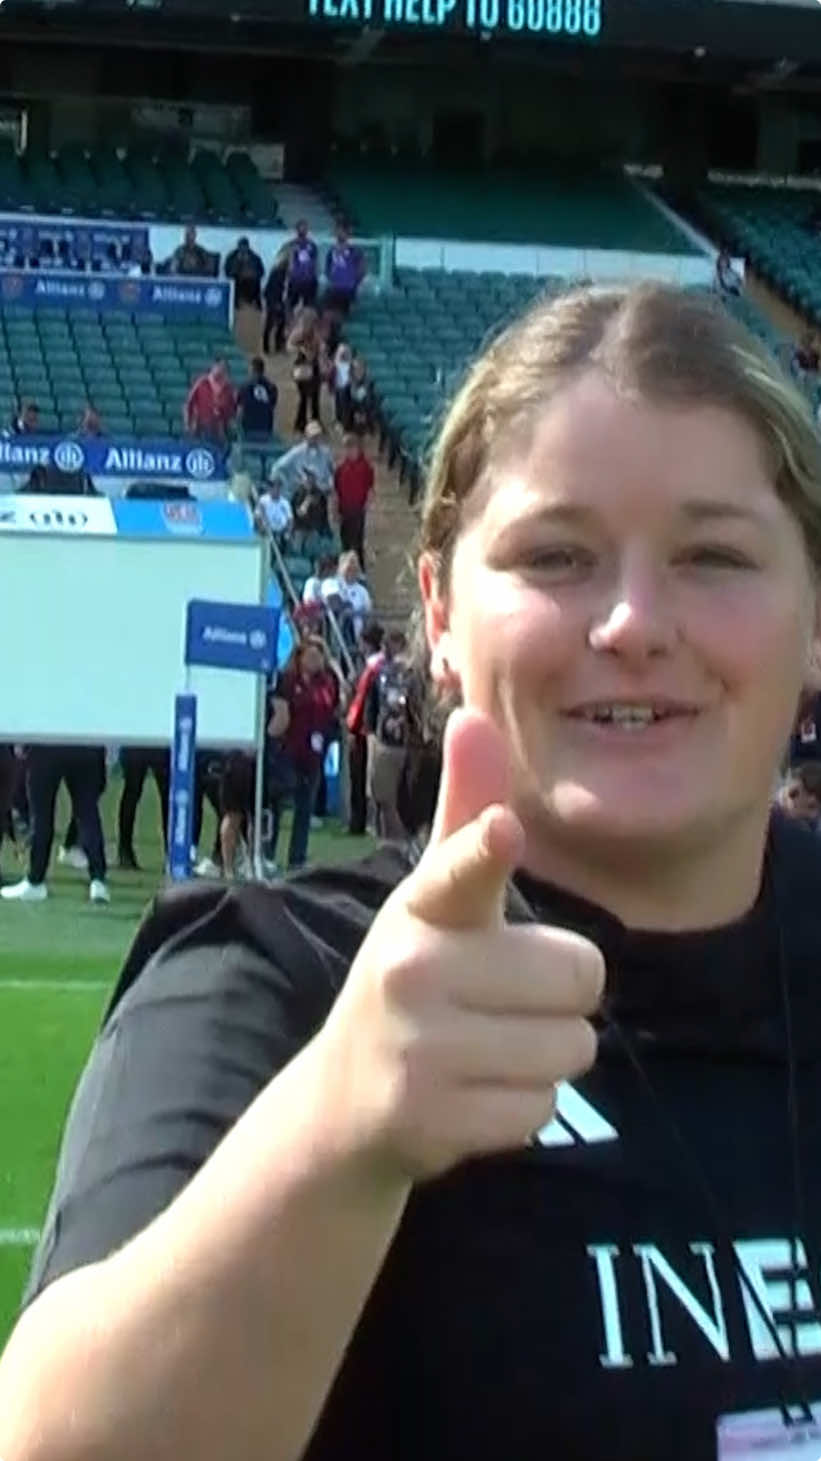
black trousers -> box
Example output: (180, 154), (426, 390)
(193, 752), (224, 862)
(64, 748), (106, 850)
(0, 745), (17, 855)
(340, 510), (366, 571)
(262, 304), (285, 354)
(287, 277), (318, 312)
(348, 733), (368, 834)
(294, 368), (321, 432)
(118, 747), (170, 856)
(28, 745), (106, 885)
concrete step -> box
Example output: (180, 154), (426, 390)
(233, 303), (420, 627)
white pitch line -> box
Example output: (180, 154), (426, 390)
(0, 1228), (39, 1246)
(0, 979), (110, 992)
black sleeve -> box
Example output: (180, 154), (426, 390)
(19, 858), (408, 1314)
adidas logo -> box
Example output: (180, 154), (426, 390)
(535, 1083), (619, 1148)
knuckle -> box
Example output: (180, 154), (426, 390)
(568, 1018), (599, 1074)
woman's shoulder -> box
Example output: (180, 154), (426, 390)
(104, 844), (415, 1031)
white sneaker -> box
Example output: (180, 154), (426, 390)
(194, 857), (222, 879)
(58, 846), (89, 872)
(235, 840), (254, 882)
(1, 878), (48, 902)
(89, 880), (111, 905)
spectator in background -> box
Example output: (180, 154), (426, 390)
(0, 744), (109, 904)
(302, 553), (337, 609)
(184, 357), (237, 442)
(237, 357), (277, 441)
(262, 244), (290, 355)
(792, 330), (820, 381)
(349, 354), (376, 436)
(790, 690), (821, 765)
(169, 225), (211, 278)
(364, 627), (411, 840)
(224, 236), (264, 310)
(287, 219), (319, 314)
(256, 477), (293, 543)
(324, 223), (365, 326)
(78, 404), (102, 436)
(117, 747), (170, 872)
(777, 762), (821, 832)
(270, 419), (334, 498)
(345, 620), (385, 836)
(321, 549), (372, 647)
(266, 636), (339, 871)
(292, 470), (330, 541)
(288, 307), (325, 433)
(334, 433), (374, 570)
(715, 247), (742, 299)
(11, 401), (39, 435)
(216, 752), (255, 882)
(331, 342), (353, 430)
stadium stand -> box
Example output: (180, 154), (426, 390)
(670, 182), (821, 328)
(343, 267), (798, 503)
(326, 162), (699, 253)
(0, 138), (281, 227)
(0, 304), (248, 436)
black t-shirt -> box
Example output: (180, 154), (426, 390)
(238, 378), (277, 436)
(21, 816), (821, 1459)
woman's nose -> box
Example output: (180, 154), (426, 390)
(587, 570), (678, 662)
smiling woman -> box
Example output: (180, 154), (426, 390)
(5, 283), (821, 1461)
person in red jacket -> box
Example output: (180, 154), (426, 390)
(184, 357), (237, 442)
(267, 636), (340, 869)
(345, 620), (385, 835)
(334, 434), (374, 570)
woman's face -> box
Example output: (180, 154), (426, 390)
(422, 372), (821, 859)
(300, 645), (324, 677)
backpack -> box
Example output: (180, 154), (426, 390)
(375, 660), (413, 749)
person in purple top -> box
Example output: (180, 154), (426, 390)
(287, 220), (319, 313)
(324, 222), (365, 319)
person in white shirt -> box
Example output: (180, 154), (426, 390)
(715, 247), (742, 298)
(321, 550), (372, 646)
(302, 554), (338, 606)
(257, 480), (293, 541)
(269, 421), (335, 498)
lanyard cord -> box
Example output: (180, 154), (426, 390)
(600, 841), (817, 1429)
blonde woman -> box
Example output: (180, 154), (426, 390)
(5, 284), (821, 1461)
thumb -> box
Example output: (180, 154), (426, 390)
(406, 709), (523, 930)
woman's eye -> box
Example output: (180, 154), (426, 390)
(678, 546), (755, 569)
(520, 546), (595, 573)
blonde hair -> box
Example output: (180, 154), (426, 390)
(338, 549), (361, 577)
(408, 282), (821, 747)
(421, 282), (821, 590)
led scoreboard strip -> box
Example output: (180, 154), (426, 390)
(307, 0), (602, 36)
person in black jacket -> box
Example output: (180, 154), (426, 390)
(224, 236), (264, 311)
(8, 284), (821, 1461)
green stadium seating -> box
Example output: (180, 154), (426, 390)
(681, 182), (821, 329)
(344, 267), (800, 502)
(0, 301), (242, 441)
(328, 162), (698, 253)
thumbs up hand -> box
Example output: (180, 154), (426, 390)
(317, 709), (605, 1185)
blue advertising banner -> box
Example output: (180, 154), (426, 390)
(112, 498), (253, 538)
(0, 433), (229, 482)
(0, 218), (149, 265)
(168, 692), (197, 882)
(0, 268), (231, 324)
(185, 599), (279, 675)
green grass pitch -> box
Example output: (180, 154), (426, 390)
(0, 772), (368, 1350)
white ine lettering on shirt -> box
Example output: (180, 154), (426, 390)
(536, 1090), (821, 1372)
(589, 1239), (821, 1370)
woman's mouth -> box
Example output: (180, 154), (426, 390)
(562, 701), (702, 733)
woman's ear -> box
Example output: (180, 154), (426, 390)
(418, 553), (459, 688)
